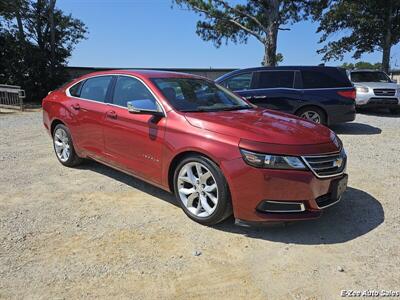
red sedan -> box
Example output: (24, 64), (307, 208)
(42, 70), (348, 226)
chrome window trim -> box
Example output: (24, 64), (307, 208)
(262, 201), (305, 213)
(65, 73), (167, 117)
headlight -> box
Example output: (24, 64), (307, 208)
(240, 149), (307, 170)
(356, 86), (369, 93)
(397, 88), (400, 96)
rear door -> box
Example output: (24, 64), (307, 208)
(249, 70), (302, 112)
(68, 75), (113, 158)
(102, 75), (166, 185)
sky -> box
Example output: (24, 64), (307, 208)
(57, 0), (400, 69)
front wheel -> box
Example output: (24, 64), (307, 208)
(173, 155), (232, 225)
(53, 124), (82, 167)
(296, 107), (327, 125)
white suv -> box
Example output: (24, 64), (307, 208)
(349, 70), (400, 114)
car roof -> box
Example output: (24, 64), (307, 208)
(215, 65), (343, 82)
(77, 69), (205, 80)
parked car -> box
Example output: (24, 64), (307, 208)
(215, 66), (356, 125)
(348, 69), (400, 114)
(42, 70), (348, 226)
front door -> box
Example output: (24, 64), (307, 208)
(103, 75), (166, 185)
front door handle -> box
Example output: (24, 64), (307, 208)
(106, 110), (117, 119)
(252, 95), (267, 99)
(71, 103), (80, 110)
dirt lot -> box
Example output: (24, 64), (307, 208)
(0, 109), (399, 299)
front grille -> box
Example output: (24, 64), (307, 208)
(302, 149), (346, 178)
(368, 98), (399, 105)
(373, 89), (396, 96)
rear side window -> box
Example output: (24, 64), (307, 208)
(302, 69), (351, 89)
(113, 76), (156, 107)
(257, 71), (295, 89)
(224, 73), (253, 91)
(69, 81), (83, 97)
(80, 76), (113, 102)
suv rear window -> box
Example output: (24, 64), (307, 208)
(302, 69), (351, 89)
(257, 71), (295, 89)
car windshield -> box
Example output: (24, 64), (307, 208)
(151, 77), (252, 112)
(351, 71), (391, 83)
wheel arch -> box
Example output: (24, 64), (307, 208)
(50, 119), (66, 136)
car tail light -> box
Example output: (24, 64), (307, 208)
(337, 89), (356, 100)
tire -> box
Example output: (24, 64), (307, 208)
(52, 124), (82, 167)
(173, 155), (232, 225)
(296, 107), (327, 125)
(389, 107), (400, 114)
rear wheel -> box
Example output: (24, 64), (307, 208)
(173, 155), (232, 225)
(296, 107), (327, 125)
(53, 124), (82, 167)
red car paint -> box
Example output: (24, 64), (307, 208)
(42, 70), (347, 223)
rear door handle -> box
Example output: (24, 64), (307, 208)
(106, 110), (117, 119)
(71, 103), (80, 110)
(252, 95), (267, 99)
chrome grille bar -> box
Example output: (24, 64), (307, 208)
(302, 149), (346, 178)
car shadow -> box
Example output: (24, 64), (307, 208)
(214, 187), (384, 245)
(77, 160), (178, 207)
(78, 161), (384, 245)
(330, 122), (382, 135)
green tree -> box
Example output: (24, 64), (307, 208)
(315, 0), (400, 73)
(340, 61), (383, 70)
(174, 0), (323, 66)
(0, 0), (87, 103)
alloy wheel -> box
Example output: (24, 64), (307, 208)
(300, 111), (321, 123)
(54, 128), (71, 162)
(177, 162), (219, 218)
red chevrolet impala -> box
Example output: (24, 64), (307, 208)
(42, 70), (348, 226)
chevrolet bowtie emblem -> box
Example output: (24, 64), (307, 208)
(334, 157), (343, 168)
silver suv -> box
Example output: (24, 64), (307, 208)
(348, 69), (400, 114)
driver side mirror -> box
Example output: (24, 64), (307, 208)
(127, 99), (164, 117)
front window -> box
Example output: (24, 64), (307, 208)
(151, 78), (252, 112)
(351, 71), (391, 83)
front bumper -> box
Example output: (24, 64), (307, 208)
(356, 92), (400, 108)
(221, 157), (347, 223)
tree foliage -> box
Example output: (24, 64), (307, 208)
(340, 61), (382, 70)
(174, 0), (323, 66)
(0, 0), (87, 103)
(315, 0), (400, 72)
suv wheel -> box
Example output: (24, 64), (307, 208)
(53, 124), (82, 167)
(296, 107), (327, 125)
(173, 155), (232, 225)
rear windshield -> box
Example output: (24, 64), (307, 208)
(301, 68), (352, 89)
(350, 71), (391, 83)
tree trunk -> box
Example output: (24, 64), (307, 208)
(15, 11), (25, 42)
(262, 0), (280, 66)
(49, 0), (57, 81)
(382, 0), (393, 73)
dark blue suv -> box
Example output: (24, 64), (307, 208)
(216, 66), (356, 125)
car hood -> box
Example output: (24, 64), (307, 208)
(184, 108), (337, 146)
(353, 82), (399, 89)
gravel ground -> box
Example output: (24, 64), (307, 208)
(0, 109), (399, 299)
